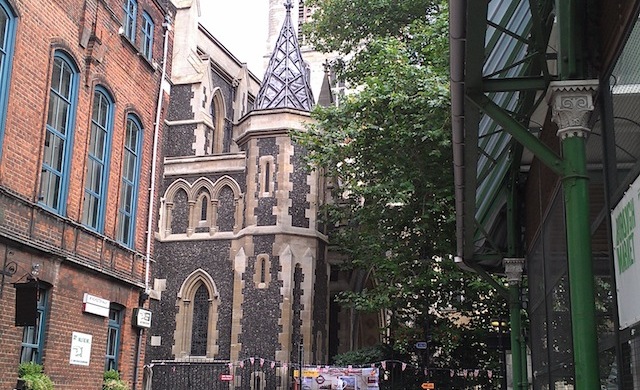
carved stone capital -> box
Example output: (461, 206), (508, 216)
(548, 80), (599, 139)
(503, 258), (525, 285)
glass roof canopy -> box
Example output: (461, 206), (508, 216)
(450, 0), (555, 272)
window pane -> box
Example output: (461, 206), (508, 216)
(21, 288), (47, 364)
(118, 215), (130, 243)
(42, 132), (64, 171)
(107, 328), (117, 355)
(0, 9), (7, 48)
(46, 95), (58, 130)
(118, 117), (140, 245)
(51, 60), (62, 92)
(92, 93), (108, 126)
(106, 307), (122, 370)
(22, 325), (36, 344)
(55, 96), (69, 134)
(201, 197), (207, 221)
(59, 63), (72, 98)
(190, 284), (209, 356)
(83, 194), (98, 227)
(124, 151), (135, 181)
(124, 0), (137, 42)
(122, 184), (133, 213)
(86, 159), (102, 193)
(40, 54), (76, 213)
(89, 124), (106, 160)
(126, 120), (138, 149)
(84, 89), (111, 230)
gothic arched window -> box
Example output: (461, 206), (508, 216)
(190, 284), (209, 356)
(173, 269), (220, 359)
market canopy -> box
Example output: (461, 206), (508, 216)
(450, 0), (555, 272)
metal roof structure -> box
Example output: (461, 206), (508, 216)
(450, 0), (556, 272)
(255, 0), (315, 111)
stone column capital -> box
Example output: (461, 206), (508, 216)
(503, 257), (525, 285)
(548, 80), (599, 139)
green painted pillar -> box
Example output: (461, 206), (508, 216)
(549, 81), (600, 390)
(509, 285), (522, 389)
(504, 258), (526, 390)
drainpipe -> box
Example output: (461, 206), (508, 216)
(132, 310), (145, 390)
(504, 259), (525, 390)
(144, 14), (171, 293)
(548, 80), (600, 390)
(134, 12), (171, 390)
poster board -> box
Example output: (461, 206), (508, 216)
(299, 367), (379, 390)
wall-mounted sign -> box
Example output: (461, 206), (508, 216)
(14, 280), (39, 326)
(82, 293), (110, 317)
(133, 308), (152, 328)
(69, 331), (92, 366)
(612, 175), (640, 329)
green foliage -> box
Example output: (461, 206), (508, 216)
(18, 362), (54, 390)
(297, 0), (505, 372)
(103, 370), (121, 381)
(19, 362), (43, 377)
(103, 370), (129, 390)
(332, 345), (386, 366)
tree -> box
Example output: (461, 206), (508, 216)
(296, 0), (507, 375)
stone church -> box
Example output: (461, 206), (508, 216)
(145, 0), (382, 388)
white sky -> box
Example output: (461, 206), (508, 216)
(199, 1), (269, 76)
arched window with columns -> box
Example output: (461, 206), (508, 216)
(159, 176), (243, 239)
(173, 269), (220, 359)
(210, 90), (225, 154)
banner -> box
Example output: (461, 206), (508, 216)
(298, 367), (379, 390)
(612, 175), (640, 329)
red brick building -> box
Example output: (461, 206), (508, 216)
(0, 0), (172, 388)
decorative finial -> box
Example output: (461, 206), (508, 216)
(284, 0), (293, 11)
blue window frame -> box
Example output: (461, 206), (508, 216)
(141, 12), (154, 61)
(117, 115), (142, 247)
(20, 288), (48, 364)
(123, 0), (137, 43)
(40, 52), (79, 214)
(82, 87), (113, 232)
(105, 305), (123, 371)
(0, 0), (16, 158)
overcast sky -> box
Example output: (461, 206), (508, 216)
(199, 1), (269, 76)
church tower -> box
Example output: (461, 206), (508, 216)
(265, 0), (336, 106)
(147, 1), (332, 388)
(233, 0), (329, 367)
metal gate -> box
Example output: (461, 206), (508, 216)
(148, 359), (288, 390)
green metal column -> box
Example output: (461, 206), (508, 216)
(520, 324), (528, 390)
(509, 284), (523, 389)
(506, 174), (526, 390)
(555, 0), (600, 387)
(504, 258), (526, 390)
(561, 132), (600, 389)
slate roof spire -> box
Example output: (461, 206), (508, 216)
(255, 0), (314, 111)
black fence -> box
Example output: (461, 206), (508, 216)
(148, 359), (501, 390)
(149, 359), (288, 390)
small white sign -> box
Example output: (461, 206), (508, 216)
(83, 293), (110, 317)
(134, 308), (152, 328)
(69, 331), (92, 366)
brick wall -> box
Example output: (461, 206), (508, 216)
(0, 0), (174, 388)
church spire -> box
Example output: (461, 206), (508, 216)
(255, 0), (314, 111)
